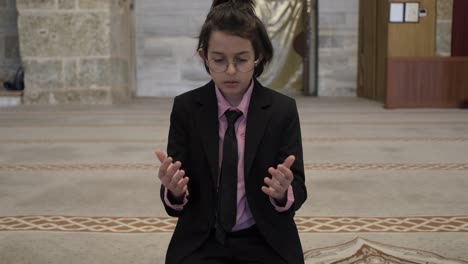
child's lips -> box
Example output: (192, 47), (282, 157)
(224, 81), (240, 88)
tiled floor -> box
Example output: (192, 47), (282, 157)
(1, 97), (467, 263)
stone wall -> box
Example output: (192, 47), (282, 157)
(436, 0), (453, 56)
(318, 0), (358, 96)
(134, 0), (210, 97)
(0, 0), (21, 83)
(17, 0), (132, 104)
(11, 0), (457, 103)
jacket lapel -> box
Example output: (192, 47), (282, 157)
(194, 81), (220, 187)
(244, 80), (272, 179)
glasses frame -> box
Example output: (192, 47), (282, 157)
(206, 58), (259, 73)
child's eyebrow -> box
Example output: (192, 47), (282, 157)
(209, 51), (252, 56)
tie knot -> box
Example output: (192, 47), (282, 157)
(224, 110), (242, 125)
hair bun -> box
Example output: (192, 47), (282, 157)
(211, 0), (255, 9)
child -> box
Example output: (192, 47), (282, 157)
(155, 0), (307, 263)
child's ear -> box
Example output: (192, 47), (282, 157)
(197, 48), (206, 60)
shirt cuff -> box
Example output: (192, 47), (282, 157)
(164, 187), (188, 211)
(270, 185), (294, 212)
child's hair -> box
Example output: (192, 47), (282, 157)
(197, 0), (274, 78)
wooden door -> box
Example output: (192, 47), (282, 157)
(387, 0), (436, 57)
(357, 0), (377, 99)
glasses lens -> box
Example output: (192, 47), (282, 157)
(236, 60), (254, 73)
(207, 59), (255, 73)
(208, 60), (227, 73)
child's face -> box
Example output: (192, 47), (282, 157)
(204, 31), (256, 101)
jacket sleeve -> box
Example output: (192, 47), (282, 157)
(160, 95), (191, 217)
(279, 99), (307, 213)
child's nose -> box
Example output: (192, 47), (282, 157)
(225, 62), (237, 75)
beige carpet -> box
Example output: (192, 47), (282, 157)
(1, 97), (468, 263)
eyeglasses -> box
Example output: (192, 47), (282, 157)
(206, 58), (259, 73)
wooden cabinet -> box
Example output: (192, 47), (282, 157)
(357, 0), (458, 107)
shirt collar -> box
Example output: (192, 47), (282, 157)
(215, 79), (254, 119)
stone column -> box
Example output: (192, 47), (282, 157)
(318, 0), (359, 96)
(436, 0), (453, 56)
(17, 0), (133, 104)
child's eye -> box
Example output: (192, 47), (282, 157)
(236, 58), (249, 63)
(213, 59), (226, 64)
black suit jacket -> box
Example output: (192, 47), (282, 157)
(160, 79), (307, 264)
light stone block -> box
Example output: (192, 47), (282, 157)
(79, 0), (114, 9)
(18, 13), (110, 57)
(318, 81), (356, 97)
(135, 0), (209, 37)
(319, 12), (346, 28)
(58, 0), (76, 9)
(16, 0), (55, 9)
(319, 0), (358, 12)
(181, 63), (210, 83)
(23, 60), (62, 90)
(343, 35), (358, 49)
(110, 58), (129, 87)
(319, 35), (345, 48)
(79, 58), (116, 87)
(346, 12), (359, 28)
(437, 0), (453, 20)
(436, 22), (452, 56)
(24, 88), (112, 105)
(64, 59), (78, 88)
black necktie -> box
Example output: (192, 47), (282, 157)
(216, 110), (242, 243)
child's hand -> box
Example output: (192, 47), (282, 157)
(261, 155), (295, 203)
(155, 149), (190, 200)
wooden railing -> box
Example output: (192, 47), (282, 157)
(386, 57), (468, 108)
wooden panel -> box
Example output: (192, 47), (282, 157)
(388, 0), (436, 57)
(386, 57), (468, 108)
(452, 0), (468, 56)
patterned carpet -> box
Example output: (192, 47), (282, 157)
(1, 97), (467, 263)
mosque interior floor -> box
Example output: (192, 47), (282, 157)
(1, 97), (467, 263)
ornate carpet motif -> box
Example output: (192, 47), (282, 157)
(1, 216), (468, 234)
(303, 237), (468, 264)
(0, 162), (468, 171)
(1, 163), (467, 171)
(303, 163), (468, 171)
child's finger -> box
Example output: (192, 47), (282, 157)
(261, 185), (282, 200)
(177, 176), (190, 193)
(268, 167), (282, 179)
(264, 177), (282, 192)
(158, 157), (173, 182)
(277, 165), (293, 182)
(282, 155), (295, 169)
(155, 149), (167, 163)
(166, 161), (182, 179)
